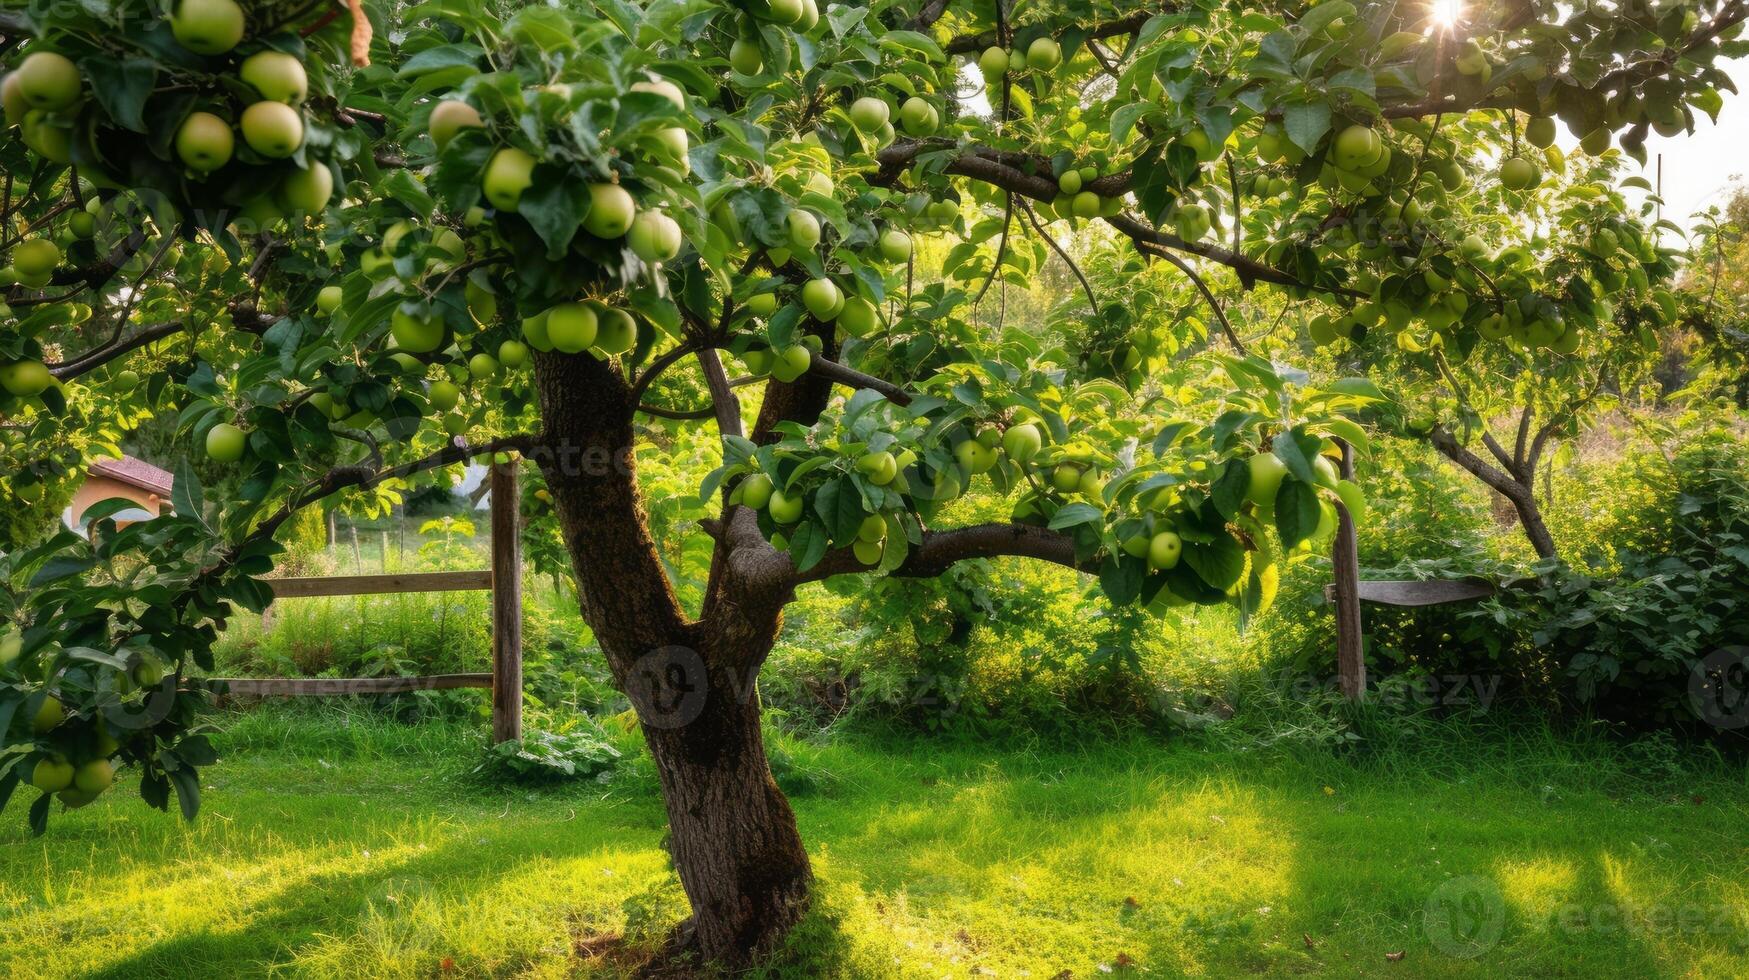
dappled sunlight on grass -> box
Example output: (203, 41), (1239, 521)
(2, 719), (1747, 978)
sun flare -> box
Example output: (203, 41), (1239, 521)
(1430, 0), (1464, 29)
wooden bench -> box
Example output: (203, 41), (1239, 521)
(1323, 579), (1495, 607)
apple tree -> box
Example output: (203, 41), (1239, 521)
(2, 0), (1744, 966)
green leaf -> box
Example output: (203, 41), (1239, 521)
(812, 477), (867, 545)
(81, 57), (157, 133)
(1048, 502), (1105, 530)
(1282, 101), (1331, 154)
(1272, 430), (1316, 484)
(1210, 458), (1251, 520)
(1275, 479), (1320, 550)
(173, 457), (204, 521)
(518, 171), (589, 257)
(1182, 535), (1246, 591)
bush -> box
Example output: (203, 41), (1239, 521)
(472, 722), (625, 784)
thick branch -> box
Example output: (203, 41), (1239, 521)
(697, 347), (744, 439)
(943, 8), (1161, 55)
(806, 354), (914, 406)
(49, 321), (186, 379)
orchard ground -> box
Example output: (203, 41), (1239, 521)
(1, 704), (1745, 979)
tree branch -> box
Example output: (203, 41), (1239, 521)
(48, 321), (186, 380)
(943, 7), (1162, 55)
(806, 353), (914, 406)
(697, 347), (744, 439)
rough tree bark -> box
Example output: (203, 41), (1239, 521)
(530, 351), (812, 967)
(1425, 422), (1558, 560)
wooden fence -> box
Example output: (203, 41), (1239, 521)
(217, 458), (524, 743)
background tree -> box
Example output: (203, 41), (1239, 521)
(2, 0), (1745, 967)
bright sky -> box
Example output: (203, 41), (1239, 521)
(1612, 55), (1748, 237)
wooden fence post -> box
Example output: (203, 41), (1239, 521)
(1332, 438), (1365, 702)
(490, 457), (524, 743)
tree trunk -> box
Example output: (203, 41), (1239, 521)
(1426, 426), (1559, 561)
(634, 641), (813, 963)
(530, 351), (812, 967)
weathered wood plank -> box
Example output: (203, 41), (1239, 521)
(266, 570), (492, 599)
(1324, 579), (1497, 607)
(1331, 440), (1365, 702)
(490, 459), (524, 744)
(216, 674), (493, 696)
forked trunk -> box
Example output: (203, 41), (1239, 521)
(531, 352), (812, 967)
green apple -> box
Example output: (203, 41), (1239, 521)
(857, 451), (897, 485)
(429, 99), (483, 149)
(0, 359), (52, 396)
(953, 439), (996, 474)
(767, 489), (804, 524)
(174, 110), (235, 172)
(468, 353), (498, 380)
(631, 78), (686, 109)
(1579, 127), (1610, 155)
(171, 0), (246, 54)
(745, 290), (779, 317)
(1, 72), (27, 127)
(1002, 423), (1042, 463)
(73, 758), (114, 793)
(740, 473), (775, 509)
(741, 349), (773, 375)
(797, 0), (820, 30)
(12, 239), (60, 277)
(852, 538), (883, 565)
(442, 413), (468, 437)
(1332, 124), (1381, 171)
(1499, 156), (1539, 190)
(1525, 116), (1555, 148)
(68, 211), (95, 239)
(594, 305), (638, 355)
(240, 101), (303, 157)
(21, 110), (72, 163)
(1246, 452), (1288, 507)
(787, 208), (821, 252)
(316, 285), (343, 315)
(801, 277), (841, 319)
(848, 96), (889, 134)
(878, 228), (912, 263)
(206, 422), (247, 462)
(1312, 453), (1340, 490)
(628, 210), (683, 262)
(1078, 468), (1106, 497)
(546, 302), (599, 354)
(521, 312), (553, 351)
(14, 52), (82, 110)
(240, 51), (307, 105)
(838, 296), (877, 337)
(583, 182), (636, 238)
(31, 757), (74, 792)
(497, 340), (529, 369)
(1027, 37), (1062, 70)
(729, 39), (764, 76)
(426, 380), (460, 412)
(1071, 191), (1100, 218)
(765, 0), (804, 23)
(771, 344), (812, 383)
(978, 46), (1009, 79)
(390, 309), (445, 353)
(482, 147), (537, 211)
(1050, 462), (1082, 492)
(1057, 170), (1083, 195)
(1148, 531), (1182, 570)
(279, 163), (332, 214)
(0, 630), (21, 665)
(31, 695), (64, 733)
(899, 96), (938, 136)
(652, 127), (690, 174)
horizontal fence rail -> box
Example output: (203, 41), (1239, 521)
(264, 570), (493, 599)
(217, 674), (493, 696)
(211, 460), (524, 742)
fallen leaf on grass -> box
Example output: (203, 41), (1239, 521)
(1385, 950), (1406, 962)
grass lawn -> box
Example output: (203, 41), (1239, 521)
(1, 706), (1745, 978)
